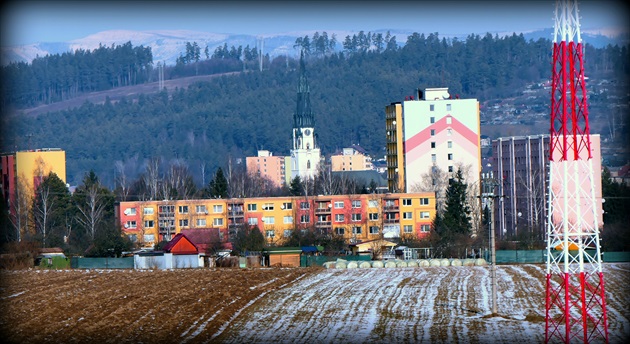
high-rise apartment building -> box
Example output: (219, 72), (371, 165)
(246, 150), (287, 188)
(386, 87), (481, 192)
(492, 134), (602, 240)
(1, 148), (66, 214)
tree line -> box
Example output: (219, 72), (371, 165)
(2, 42), (152, 108)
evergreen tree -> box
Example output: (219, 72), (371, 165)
(32, 172), (72, 248)
(231, 225), (265, 254)
(289, 176), (304, 196)
(208, 167), (228, 198)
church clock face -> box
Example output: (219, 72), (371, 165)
(304, 129), (311, 136)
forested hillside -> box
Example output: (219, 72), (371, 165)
(2, 31), (628, 187)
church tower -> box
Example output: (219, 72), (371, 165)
(290, 51), (321, 181)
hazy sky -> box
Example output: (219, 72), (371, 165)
(2, 0), (628, 46)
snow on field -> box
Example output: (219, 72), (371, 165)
(218, 264), (630, 344)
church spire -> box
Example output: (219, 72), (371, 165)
(294, 50), (314, 129)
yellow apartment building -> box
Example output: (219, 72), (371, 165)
(117, 192), (436, 249)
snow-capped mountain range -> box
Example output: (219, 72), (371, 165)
(1, 27), (627, 67)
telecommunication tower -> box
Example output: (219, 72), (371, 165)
(545, 0), (608, 343)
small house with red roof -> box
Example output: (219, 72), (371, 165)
(134, 233), (205, 269)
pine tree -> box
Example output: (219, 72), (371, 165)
(209, 167), (228, 198)
(289, 176), (304, 196)
(442, 169), (472, 235)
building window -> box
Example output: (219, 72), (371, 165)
(430, 116), (435, 123)
(369, 226), (379, 234)
(446, 116), (452, 124)
(143, 207), (153, 215)
(248, 218), (258, 225)
(431, 129), (435, 136)
(448, 153), (453, 160)
(179, 219), (189, 227)
(125, 221), (137, 229)
(351, 200), (361, 208)
(300, 214), (310, 223)
(262, 216), (275, 224)
(128, 208), (137, 215)
(447, 129), (452, 136)
(213, 204), (223, 213)
(420, 211), (430, 219)
(420, 198), (430, 205)
(403, 212), (412, 219)
(213, 218), (223, 226)
(335, 227), (345, 235)
(351, 213), (361, 222)
(144, 220), (154, 228)
(352, 226), (362, 235)
(335, 214), (345, 222)
(282, 202), (292, 210)
(196, 219), (206, 227)
(284, 216), (293, 224)
(247, 204), (257, 211)
(283, 230), (292, 238)
(421, 224), (431, 232)
(404, 225), (413, 233)
(144, 234), (155, 243)
(446, 104), (452, 111)
(448, 141), (453, 148)
(196, 205), (207, 214)
(368, 200), (378, 208)
(430, 104), (435, 111)
(431, 154), (436, 162)
(369, 213), (379, 221)
(402, 198), (412, 206)
(178, 206), (189, 214)
(431, 142), (436, 148)
(262, 203), (274, 211)
(159, 205), (174, 213)
(300, 202), (310, 209)
(448, 166), (453, 172)
(266, 230), (275, 238)
(334, 201), (344, 209)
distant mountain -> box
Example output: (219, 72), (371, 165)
(2, 27), (627, 67)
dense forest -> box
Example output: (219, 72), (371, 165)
(2, 31), (629, 188)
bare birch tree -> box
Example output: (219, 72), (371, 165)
(114, 160), (131, 201)
(144, 157), (161, 201)
(76, 184), (107, 241)
(9, 175), (33, 242)
(410, 164), (450, 212)
(33, 183), (54, 248)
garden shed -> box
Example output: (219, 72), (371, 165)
(349, 239), (397, 259)
(265, 247), (302, 267)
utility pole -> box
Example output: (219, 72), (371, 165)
(480, 171), (501, 314)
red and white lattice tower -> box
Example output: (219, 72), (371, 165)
(545, 0), (608, 343)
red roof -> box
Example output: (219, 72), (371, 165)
(180, 228), (223, 254)
(162, 233), (199, 255)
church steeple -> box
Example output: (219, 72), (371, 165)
(294, 50), (314, 129)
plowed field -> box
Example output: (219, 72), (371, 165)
(1, 264), (628, 344)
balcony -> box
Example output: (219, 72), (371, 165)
(228, 210), (244, 217)
(384, 205), (399, 211)
(315, 208), (331, 214)
(384, 218), (399, 224)
(315, 221), (332, 227)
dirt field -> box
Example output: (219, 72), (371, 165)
(1, 264), (628, 344)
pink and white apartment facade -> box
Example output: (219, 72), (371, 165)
(246, 150), (289, 188)
(492, 134), (602, 240)
(387, 87), (481, 192)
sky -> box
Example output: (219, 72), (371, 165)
(2, 0), (628, 47)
